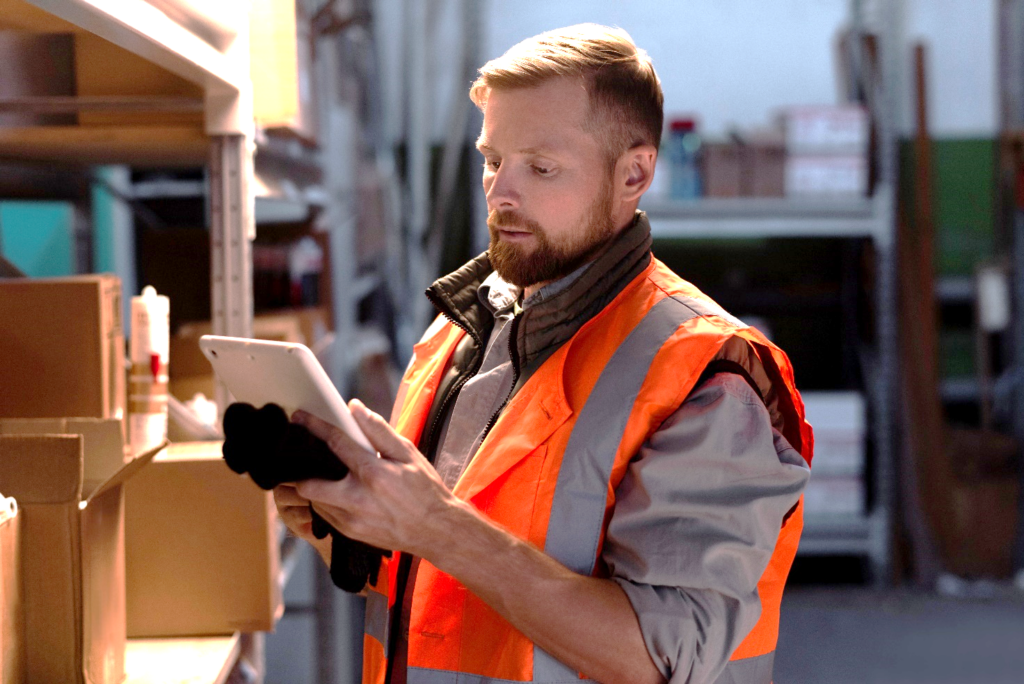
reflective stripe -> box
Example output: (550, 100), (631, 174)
(396, 293), (736, 684)
(673, 294), (746, 328)
(712, 651), (775, 684)
(543, 295), (702, 575)
(365, 588), (390, 650)
(407, 666), (583, 684)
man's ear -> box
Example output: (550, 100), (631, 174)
(616, 144), (658, 204)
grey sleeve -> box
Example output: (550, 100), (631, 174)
(603, 373), (810, 684)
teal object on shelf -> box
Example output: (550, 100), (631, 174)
(0, 201), (75, 277)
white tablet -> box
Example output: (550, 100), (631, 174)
(198, 335), (373, 452)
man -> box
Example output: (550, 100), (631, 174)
(275, 24), (812, 684)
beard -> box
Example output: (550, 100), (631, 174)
(487, 181), (616, 289)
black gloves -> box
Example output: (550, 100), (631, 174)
(222, 402), (390, 593)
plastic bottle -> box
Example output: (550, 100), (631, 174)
(667, 117), (703, 200)
(129, 286), (169, 458)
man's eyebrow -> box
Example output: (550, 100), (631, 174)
(474, 141), (564, 155)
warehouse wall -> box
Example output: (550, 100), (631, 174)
(375, 0), (1000, 143)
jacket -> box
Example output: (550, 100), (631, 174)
(365, 213), (813, 684)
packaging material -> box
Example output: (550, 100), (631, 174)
(0, 497), (21, 684)
(129, 286), (170, 457)
(801, 391), (865, 477)
(0, 428), (160, 684)
(125, 441), (282, 637)
(0, 275), (126, 422)
(803, 475), (864, 517)
(783, 105), (869, 155)
(701, 144), (742, 198)
(701, 141), (785, 198)
(802, 391), (866, 519)
(0, 418), (128, 492)
(785, 155), (868, 197)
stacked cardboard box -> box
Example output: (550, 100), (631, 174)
(801, 391), (866, 517)
(783, 106), (870, 197)
(0, 275), (126, 423)
(124, 441), (283, 637)
(0, 420), (159, 684)
(702, 135), (786, 198)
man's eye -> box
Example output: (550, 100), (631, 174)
(533, 165), (553, 176)
(484, 160), (501, 171)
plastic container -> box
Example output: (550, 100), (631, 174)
(666, 118), (703, 200)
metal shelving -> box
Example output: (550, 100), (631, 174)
(644, 190), (892, 244)
(638, 2), (901, 586)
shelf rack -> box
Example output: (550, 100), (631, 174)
(0, 0), (263, 678)
(643, 187), (897, 583)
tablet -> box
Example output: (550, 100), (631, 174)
(199, 335), (373, 452)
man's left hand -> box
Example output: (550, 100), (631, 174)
(293, 400), (459, 559)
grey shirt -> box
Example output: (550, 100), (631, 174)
(427, 272), (810, 684)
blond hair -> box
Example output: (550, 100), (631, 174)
(470, 24), (664, 165)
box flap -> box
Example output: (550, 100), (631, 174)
(0, 418), (127, 487)
(0, 435), (83, 503)
(84, 440), (167, 503)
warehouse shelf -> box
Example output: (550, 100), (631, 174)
(800, 512), (885, 556)
(644, 185), (897, 584)
(9, 0), (245, 93)
(642, 190), (891, 243)
(0, 125), (209, 165)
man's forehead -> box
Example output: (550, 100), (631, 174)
(476, 82), (595, 153)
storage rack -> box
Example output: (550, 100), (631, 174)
(0, 0), (274, 680)
(640, 1), (901, 584)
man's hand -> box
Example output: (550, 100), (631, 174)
(292, 399), (462, 558)
(273, 482), (332, 565)
(292, 399), (664, 684)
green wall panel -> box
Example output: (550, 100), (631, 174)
(0, 201), (74, 277)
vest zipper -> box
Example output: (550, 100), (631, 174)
(421, 289), (486, 459)
(479, 311), (522, 443)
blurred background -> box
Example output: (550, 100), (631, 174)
(1, 0), (1023, 682)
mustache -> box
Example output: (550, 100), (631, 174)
(487, 211), (533, 232)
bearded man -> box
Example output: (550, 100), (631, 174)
(275, 24), (812, 684)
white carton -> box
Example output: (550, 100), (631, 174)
(783, 105), (869, 155)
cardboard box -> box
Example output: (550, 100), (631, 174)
(125, 441), (282, 637)
(0, 431), (158, 684)
(783, 105), (869, 155)
(801, 392), (865, 477)
(0, 418), (128, 493)
(702, 142), (785, 198)
(0, 502), (22, 684)
(785, 155), (868, 197)
(0, 275), (126, 422)
(803, 475), (864, 517)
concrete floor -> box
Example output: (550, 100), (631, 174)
(268, 546), (1024, 684)
(775, 587), (1024, 684)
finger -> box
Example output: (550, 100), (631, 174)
(273, 483), (309, 507)
(293, 410), (378, 476)
(350, 399), (416, 464)
(296, 476), (357, 509)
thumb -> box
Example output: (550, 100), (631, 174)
(350, 399), (416, 463)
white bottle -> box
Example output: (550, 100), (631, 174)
(129, 286), (170, 458)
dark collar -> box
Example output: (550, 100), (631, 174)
(426, 211), (653, 367)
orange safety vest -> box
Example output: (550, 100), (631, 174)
(364, 258), (813, 684)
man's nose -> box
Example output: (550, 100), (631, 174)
(486, 166), (520, 211)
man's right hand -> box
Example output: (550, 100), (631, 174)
(273, 483), (332, 565)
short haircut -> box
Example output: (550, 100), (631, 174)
(470, 24), (664, 166)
